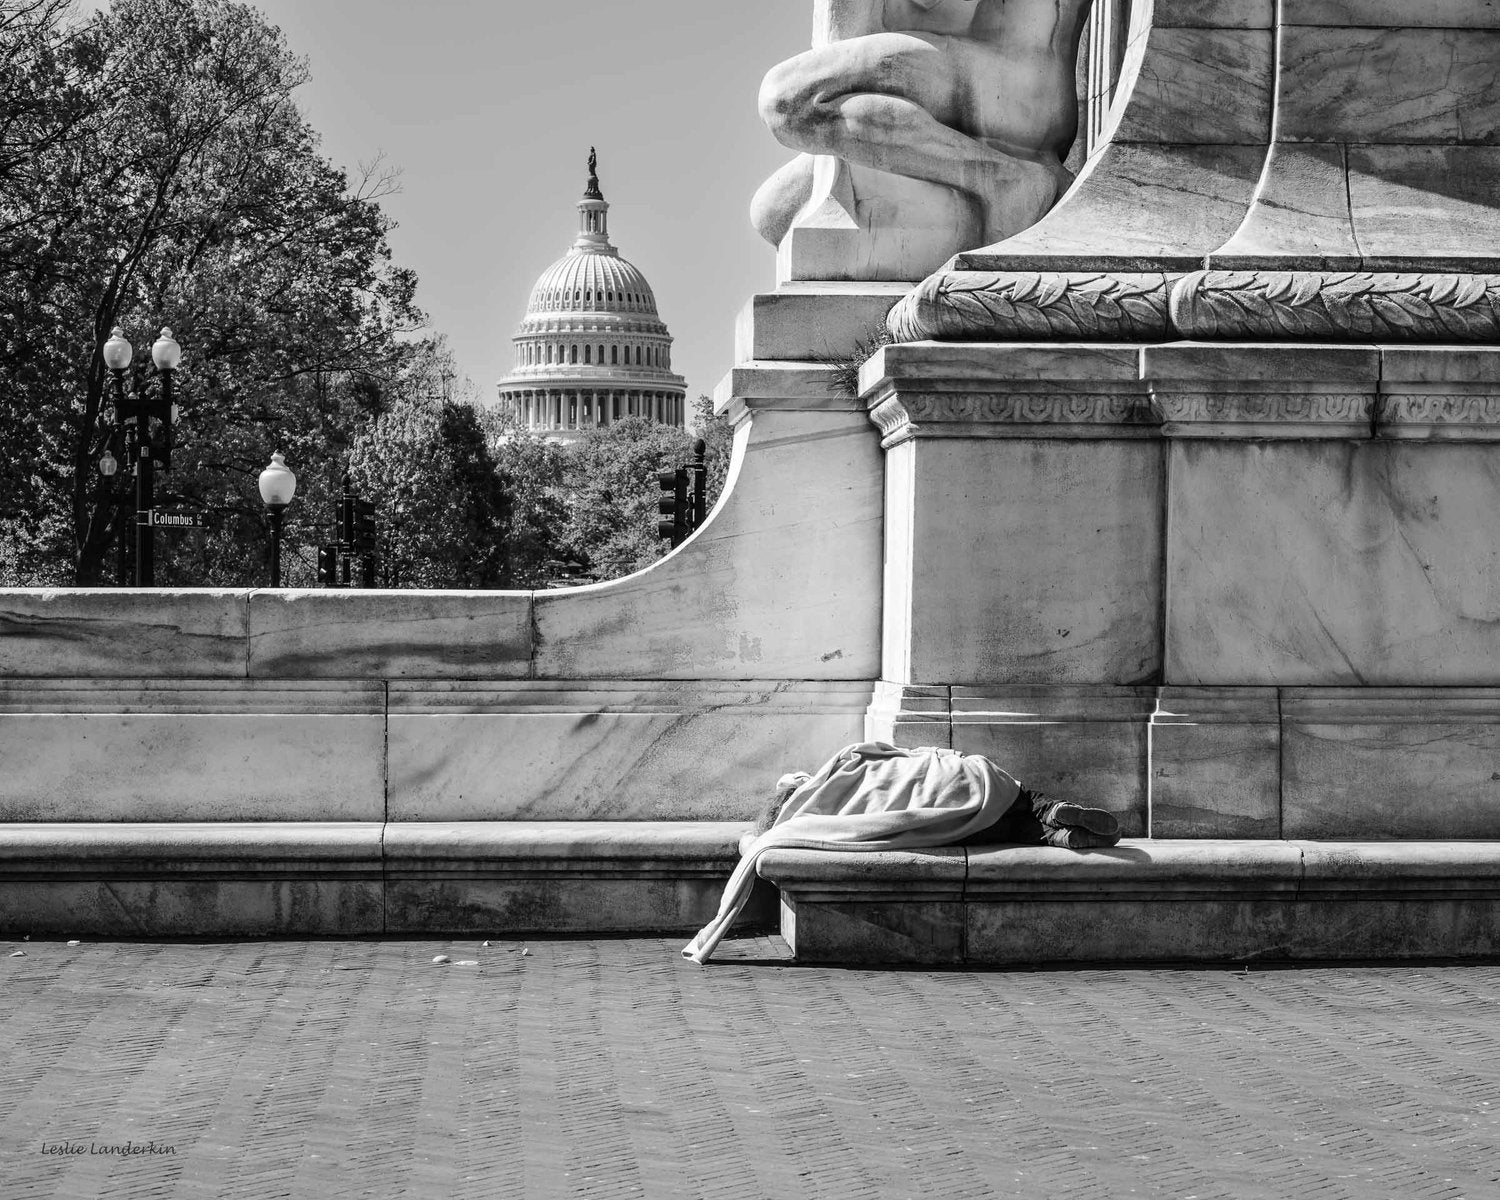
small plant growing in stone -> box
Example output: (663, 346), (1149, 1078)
(824, 323), (897, 400)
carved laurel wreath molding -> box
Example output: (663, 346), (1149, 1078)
(887, 271), (1171, 342)
(1171, 272), (1500, 341)
(889, 269), (1500, 343)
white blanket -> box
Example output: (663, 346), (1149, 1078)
(682, 741), (1020, 964)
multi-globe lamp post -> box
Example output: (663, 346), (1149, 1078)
(99, 325), (181, 586)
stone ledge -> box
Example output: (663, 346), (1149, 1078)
(0, 820), (767, 936)
(754, 846), (965, 896)
(0, 821), (385, 867)
(383, 820), (750, 871)
(761, 838), (1500, 894)
(762, 839), (1500, 962)
(735, 284), (907, 364)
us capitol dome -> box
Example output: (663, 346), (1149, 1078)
(497, 151), (687, 440)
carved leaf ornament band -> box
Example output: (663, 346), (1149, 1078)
(889, 269), (1500, 343)
(890, 271), (1171, 342)
(1173, 272), (1500, 341)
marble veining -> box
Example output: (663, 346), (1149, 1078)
(1167, 441), (1500, 685)
(1279, 27), (1500, 144)
(1112, 28), (1273, 146)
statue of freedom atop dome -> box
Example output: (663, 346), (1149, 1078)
(753, 0), (1091, 256)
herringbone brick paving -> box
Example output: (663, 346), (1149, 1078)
(1, 937), (1498, 1200)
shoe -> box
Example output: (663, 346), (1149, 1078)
(1036, 801), (1119, 837)
(1041, 825), (1121, 849)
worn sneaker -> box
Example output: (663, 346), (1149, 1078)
(1041, 825), (1121, 849)
(1037, 802), (1120, 837)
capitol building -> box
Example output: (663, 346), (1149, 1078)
(496, 153), (687, 439)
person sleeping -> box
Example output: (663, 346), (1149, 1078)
(683, 741), (1121, 964)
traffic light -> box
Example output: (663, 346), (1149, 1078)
(316, 545), (339, 587)
(352, 499), (377, 555)
(689, 438), (707, 531)
(657, 467), (687, 546)
(338, 491), (354, 550)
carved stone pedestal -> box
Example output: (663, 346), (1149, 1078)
(859, 341), (1500, 844)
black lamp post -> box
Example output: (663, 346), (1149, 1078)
(257, 451), (297, 586)
(101, 326), (181, 586)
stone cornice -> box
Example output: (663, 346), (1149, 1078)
(862, 344), (1155, 446)
(860, 342), (1500, 444)
(890, 269), (1500, 344)
(1378, 394), (1500, 440)
(1145, 345), (1379, 439)
(868, 390), (1158, 448)
(1152, 391), (1375, 439)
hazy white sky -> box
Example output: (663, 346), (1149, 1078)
(93, 0), (814, 404)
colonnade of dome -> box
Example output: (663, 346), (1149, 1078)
(496, 153), (686, 440)
(508, 388), (685, 432)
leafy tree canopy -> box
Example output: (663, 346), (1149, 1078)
(0, 0), (426, 585)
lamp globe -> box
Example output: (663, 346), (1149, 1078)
(102, 327), (133, 371)
(258, 452), (297, 509)
(150, 328), (182, 371)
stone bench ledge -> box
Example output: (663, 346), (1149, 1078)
(759, 839), (1500, 896)
(0, 820), (768, 936)
(760, 839), (1500, 963)
(0, 822), (384, 868)
(753, 846), (965, 898)
(384, 821), (753, 872)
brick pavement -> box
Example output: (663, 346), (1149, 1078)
(1, 935), (1497, 1200)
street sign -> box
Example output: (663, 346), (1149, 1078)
(139, 509), (207, 529)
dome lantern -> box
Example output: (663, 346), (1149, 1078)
(575, 145), (613, 253)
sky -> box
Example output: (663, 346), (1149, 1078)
(91, 0), (813, 405)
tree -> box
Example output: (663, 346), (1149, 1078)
(557, 417), (694, 580)
(691, 393), (734, 512)
(0, 0), (424, 586)
(345, 398), (509, 589)
(479, 407), (570, 588)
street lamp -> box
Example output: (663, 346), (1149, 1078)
(257, 451), (297, 587)
(100, 326), (181, 586)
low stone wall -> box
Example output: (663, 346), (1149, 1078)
(0, 377), (883, 827)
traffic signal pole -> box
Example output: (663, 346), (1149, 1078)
(319, 474), (378, 587)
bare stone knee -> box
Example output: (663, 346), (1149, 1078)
(759, 51), (843, 153)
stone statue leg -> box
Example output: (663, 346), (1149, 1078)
(759, 34), (1072, 243)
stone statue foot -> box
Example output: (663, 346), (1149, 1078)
(751, 153), (817, 247)
(1037, 802), (1119, 838)
(975, 150), (1073, 245)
